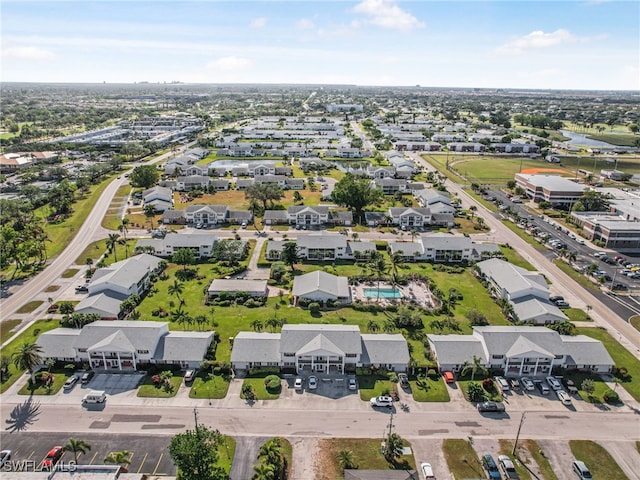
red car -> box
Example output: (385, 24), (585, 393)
(43, 446), (63, 469)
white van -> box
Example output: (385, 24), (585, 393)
(82, 390), (106, 404)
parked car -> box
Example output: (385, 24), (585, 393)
(509, 378), (521, 390)
(308, 375), (318, 390)
(75, 285), (88, 293)
(80, 370), (95, 385)
(420, 462), (435, 479)
(572, 460), (593, 479)
(82, 390), (106, 404)
(482, 454), (502, 480)
(370, 395), (393, 408)
(498, 455), (519, 479)
(42, 446), (63, 470)
(348, 377), (357, 390)
(563, 378), (578, 394)
(0, 450), (12, 467)
(398, 373), (409, 388)
(442, 371), (455, 383)
(63, 375), (79, 390)
(557, 390), (573, 406)
(555, 301), (570, 309)
(520, 377), (535, 391)
(184, 369), (196, 383)
(546, 376), (562, 391)
(549, 295), (564, 303)
(477, 401), (505, 413)
(536, 381), (550, 395)
(294, 378), (303, 391)
(494, 376), (510, 392)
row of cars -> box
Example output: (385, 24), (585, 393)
(478, 375), (576, 412)
(483, 453), (593, 480)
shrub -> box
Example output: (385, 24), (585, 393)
(243, 298), (262, 308)
(603, 389), (620, 404)
(297, 298), (311, 308)
(467, 381), (487, 402)
(264, 374), (281, 390)
(309, 302), (321, 314)
(482, 378), (496, 393)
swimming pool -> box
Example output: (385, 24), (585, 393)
(363, 287), (402, 299)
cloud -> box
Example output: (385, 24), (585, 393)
(207, 56), (251, 71)
(296, 18), (315, 30)
(249, 17), (266, 29)
(2, 46), (56, 60)
(497, 29), (577, 54)
(351, 0), (424, 31)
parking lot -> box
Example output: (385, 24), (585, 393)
(1, 432), (176, 475)
(61, 372), (146, 402)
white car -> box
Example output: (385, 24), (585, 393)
(420, 462), (435, 479)
(294, 378), (303, 391)
(546, 376), (562, 391)
(370, 395), (393, 408)
(308, 375), (318, 390)
(521, 377), (535, 391)
(557, 390), (572, 406)
(348, 377), (357, 390)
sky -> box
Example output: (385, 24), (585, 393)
(1, 0), (639, 90)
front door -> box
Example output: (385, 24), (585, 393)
(315, 364), (325, 372)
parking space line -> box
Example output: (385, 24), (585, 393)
(152, 453), (163, 475)
(25, 451), (35, 460)
(136, 452), (148, 473)
(88, 451), (99, 464)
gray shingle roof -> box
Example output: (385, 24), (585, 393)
(280, 324), (362, 356)
(75, 291), (128, 318)
(208, 279), (268, 295)
(163, 233), (218, 248)
(288, 205), (329, 215)
(473, 326), (567, 357)
(427, 335), (487, 365)
(562, 335), (614, 367)
(74, 321), (169, 355)
(90, 254), (162, 293)
(511, 297), (568, 323)
(38, 329), (81, 359)
(361, 334), (410, 365)
(264, 210), (288, 221)
(155, 331), (214, 362)
(298, 234), (346, 249)
(230, 332), (281, 363)
(477, 258), (548, 299)
(291, 271), (350, 299)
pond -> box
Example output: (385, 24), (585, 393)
(559, 130), (617, 148)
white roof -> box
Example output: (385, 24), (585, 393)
(291, 271), (350, 298)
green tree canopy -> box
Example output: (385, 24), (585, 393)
(168, 425), (227, 480)
(129, 165), (160, 189)
(245, 184), (285, 212)
(281, 242), (299, 272)
(173, 248), (196, 272)
(331, 174), (384, 221)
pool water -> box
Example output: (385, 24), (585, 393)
(363, 288), (402, 299)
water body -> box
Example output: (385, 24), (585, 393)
(209, 158), (372, 172)
(559, 130), (618, 148)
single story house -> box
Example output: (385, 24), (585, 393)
(37, 321), (214, 371)
(134, 233), (218, 258)
(292, 271), (351, 305)
(231, 324), (409, 373)
(427, 326), (614, 376)
(207, 279), (268, 299)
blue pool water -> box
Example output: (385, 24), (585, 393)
(363, 288), (402, 299)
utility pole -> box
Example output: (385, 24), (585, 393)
(387, 412), (395, 438)
(512, 411), (526, 456)
(193, 407), (199, 429)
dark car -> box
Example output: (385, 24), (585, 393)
(80, 371), (95, 384)
(482, 454), (502, 480)
(75, 285), (88, 293)
(398, 373), (410, 388)
(477, 401), (506, 413)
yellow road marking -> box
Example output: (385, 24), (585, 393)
(136, 452), (148, 474)
(88, 451), (99, 464)
(152, 453), (163, 475)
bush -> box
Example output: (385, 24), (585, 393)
(309, 302), (321, 314)
(603, 389), (620, 404)
(482, 378), (496, 393)
(467, 381), (487, 402)
(243, 298), (263, 308)
(297, 298), (312, 308)
(264, 374), (281, 390)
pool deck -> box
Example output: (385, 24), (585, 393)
(351, 282), (437, 308)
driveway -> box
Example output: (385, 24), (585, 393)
(410, 438), (454, 480)
(229, 436), (270, 480)
(537, 439), (575, 480)
(82, 373), (146, 395)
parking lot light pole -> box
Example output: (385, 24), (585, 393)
(512, 411), (527, 456)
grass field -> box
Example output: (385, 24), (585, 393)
(216, 436), (236, 475)
(576, 326), (640, 402)
(317, 438), (415, 480)
(357, 374), (395, 401)
(17, 368), (71, 396)
(0, 319), (22, 344)
(569, 440), (628, 480)
(137, 374), (183, 398)
(240, 373), (282, 400)
(101, 184), (132, 230)
(16, 300), (43, 314)
(188, 373), (231, 399)
(499, 440), (532, 480)
(409, 375), (450, 402)
(442, 439), (483, 480)
(552, 259), (600, 292)
(62, 268), (79, 278)
(631, 315), (640, 332)
(174, 189), (323, 210)
(523, 439), (559, 480)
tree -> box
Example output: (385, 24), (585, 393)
(469, 205), (477, 221)
(11, 342), (43, 383)
(173, 248), (196, 273)
(59, 301), (75, 317)
(382, 433), (404, 462)
(252, 463), (275, 480)
(118, 218), (130, 259)
(104, 450), (132, 471)
(467, 381), (486, 402)
(573, 190), (610, 212)
(465, 309), (488, 326)
(143, 204), (157, 230)
(292, 191), (303, 203)
(367, 319), (379, 333)
(245, 183), (285, 211)
(337, 450), (357, 469)
(370, 254), (389, 299)
(251, 319), (264, 332)
(168, 279), (185, 305)
(129, 165), (160, 188)
(331, 174), (384, 222)
(281, 242), (299, 272)
(106, 233), (121, 262)
(461, 355), (488, 381)
(168, 425), (227, 480)
(581, 378), (596, 398)
(63, 438), (91, 463)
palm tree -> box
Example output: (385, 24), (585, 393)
(367, 320), (379, 333)
(252, 462), (275, 480)
(351, 232), (359, 242)
(193, 315), (207, 331)
(382, 320), (396, 333)
(410, 228), (418, 242)
(106, 233), (121, 262)
(143, 204), (157, 230)
(103, 450), (132, 472)
(168, 279), (184, 305)
(469, 205), (477, 221)
(370, 255), (389, 300)
(63, 438), (91, 463)
(118, 218), (130, 259)
(251, 319), (264, 332)
(461, 355), (489, 381)
(383, 433), (404, 462)
(337, 450), (357, 469)
(11, 342), (43, 383)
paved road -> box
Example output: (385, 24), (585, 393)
(228, 436), (270, 480)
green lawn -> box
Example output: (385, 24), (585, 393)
(499, 245), (536, 270)
(0, 319), (61, 393)
(552, 259), (601, 292)
(357, 374), (396, 401)
(563, 370), (612, 404)
(102, 185), (132, 230)
(501, 219), (546, 249)
(576, 326), (640, 402)
(188, 373), (231, 399)
(564, 308), (591, 322)
(137, 374), (183, 398)
(523, 440), (559, 480)
(17, 368), (70, 395)
(442, 439), (483, 480)
(458, 376), (503, 402)
(499, 440), (532, 480)
(0, 319), (22, 344)
(631, 315), (640, 332)
(216, 436), (236, 475)
(409, 375), (450, 402)
(16, 300), (43, 314)
(240, 375), (281, 400)
(569, 440), (628, 480)
(62, 268), (79, 278)
(318, 438), (416, 480)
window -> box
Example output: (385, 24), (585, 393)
(283, 353), (295, 357)
(492, 354), (504, 359)
(346, 353), (357, 358)
(137, 350), (149, 354)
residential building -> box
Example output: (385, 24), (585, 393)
(142, 186), (173, 212)
(373, 178), (408, 194)
(389, 234), (500, 263)
(366, 165), (396, 179)
(492, 143), (539, 154)
(287, 205), (329, 226)
(515, 174), (585, 208)
(447, 142), (486, 152)
(230, 324), (409, 373)
(255, 174), (286, 187)
(268, 234), (376, 261)
(292, 271), (351, 305)
(87, 254), (163, 299)
(185, 204), (252, 226)
(208, 279), (268, 299)
(37, 321), (214, 370)
(134, 233), (218, 258)
(175, 175), (210, 191)
(427, 326), (614, 376)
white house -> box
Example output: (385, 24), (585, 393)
(135, 233), (218, 258)
(291, 271), (351, 305)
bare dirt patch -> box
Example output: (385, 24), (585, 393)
(520, 168), (568, 175)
